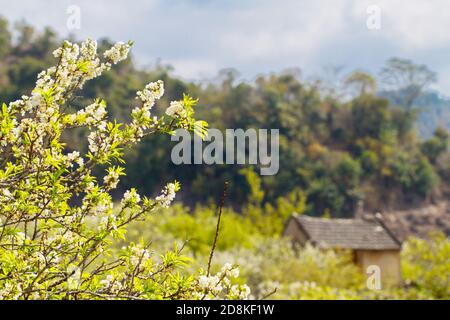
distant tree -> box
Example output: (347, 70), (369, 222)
(0, 17), (11, 59)
(13, 21), (35, 56)
(344, 71), (377, 97)
(379, 58), (437, 109)
(421, 127), (449, 164)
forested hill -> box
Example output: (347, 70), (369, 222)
(1, 18), (450, 217)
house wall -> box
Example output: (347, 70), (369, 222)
(283, 219), (309, 245)
(354, 250), (402, 286)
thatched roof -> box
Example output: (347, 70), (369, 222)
(287, 215), (401, 250)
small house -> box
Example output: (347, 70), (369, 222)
(283, 214), (402, 286)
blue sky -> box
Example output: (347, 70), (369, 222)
(2, 0), (450, 93)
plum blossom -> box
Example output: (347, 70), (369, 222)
(103, 41), (131, 64)
(122, 188), (141, 206)
(166, 101), (186, 118)
(103, 173), (119, 189)
(155, 183), (177, 208)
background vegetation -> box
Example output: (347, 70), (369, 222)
(120, 203), (450, 299)
(2, 19), (450, 216)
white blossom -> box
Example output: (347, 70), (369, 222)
(166, 101), (185, 117)
(155, 183), (177, 208)
(103, 41), (131, 64)
(103, 170), (120, 189)
(122, 188), (141, 206)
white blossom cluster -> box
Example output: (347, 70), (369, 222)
(65, 151), (83, 168)
(129, 244), (151, 268)
(103, 170), (120, 190)
(196, 263), (251, 299)
(136, 80), (165, 107)
(155, 183), (177, 208)
(3, 39), (118, 163)
(131, 80), (165, 135)
(76, 99), (107, 126)
(165, 101), (186, 118)
(103, 41), (131, 64)
(121, 188), (141, 207)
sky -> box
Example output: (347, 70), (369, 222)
(2, 0), (450, 93)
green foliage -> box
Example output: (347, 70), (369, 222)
(402, 233), (450, 298)
(421, 127), (449, 164)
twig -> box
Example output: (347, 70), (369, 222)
(260, 288), (277, 300)
(207, 181), (228, 276)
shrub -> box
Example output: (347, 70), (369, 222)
(0, 39), (248, 300)
(402, 232), (450, 299)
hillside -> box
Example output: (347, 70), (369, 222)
(0, 19), (450, 217)
(379, 202), (450, 241)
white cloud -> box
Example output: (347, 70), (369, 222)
(169, 58), (218, 79)
(351, 0), (450, 49)
(1, 0), (450, 91)
(217, 1), (347, 62)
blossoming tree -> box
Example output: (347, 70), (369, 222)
(0, 39), (249, 299)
